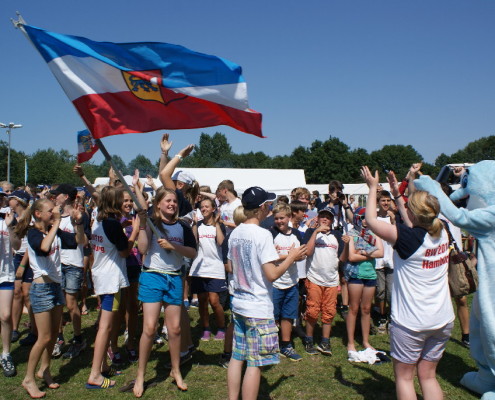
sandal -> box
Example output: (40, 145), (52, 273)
(81, 307), (89, 315)
(86, 377), (115, 389)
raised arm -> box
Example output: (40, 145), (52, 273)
(361, 166), (398, 245)
(158, 141), (195, 191)
(73, 164), (96, 196)
(262, 245), (307, 282)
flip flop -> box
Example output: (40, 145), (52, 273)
(102, 366), (123, 378)
(86, 377), (115, 389)
(81, 307), (89, 315)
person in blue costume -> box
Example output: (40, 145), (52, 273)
(414, 160), (495, 400)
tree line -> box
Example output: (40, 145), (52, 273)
(1, 133), (493, 187)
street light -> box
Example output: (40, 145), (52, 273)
(0, 122), (23, 183)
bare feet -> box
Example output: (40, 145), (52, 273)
(37, 369), (60, 389)
(133, 377), (144, 398)
(87, 374), (115, 388)
(170, 369), (187, 391)
(22, 379), (46, 399)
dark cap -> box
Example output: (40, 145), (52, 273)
(318, 207), (335, 218)
(241, 186), (277, 210)
(8, 190), (31, 204)
(50, 183), (77, 200)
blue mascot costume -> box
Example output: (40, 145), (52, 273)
(415, 160), (495, 400)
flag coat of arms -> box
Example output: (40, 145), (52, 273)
(24, 25), (263, 139)
(77, 129), (99, 162)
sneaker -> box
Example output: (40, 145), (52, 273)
(52, 339), (65, 358)
(154, 333), (165, 346)
(161, 325), (168, 341)
(214, 330), (226, 341)
(183, 299), (190, 310)
(11, 330), (20, 343)
(280, 345), (303, 362)
(317, 341), (332, 356)
(304, 339), (319, 355)
(219, 352), (231, 369)
(1, 355), (16, 377)
(19, 333), (37, 346)
(339, 305), (349, 319)
(190, 299), (199, 308)
(111, 351), (123, 366)
(62, 339), (87, 359)
(201, 330), (211, 341)
(462, 337), (470, 348)
(126, 347), (139, 363)
(377, 319), (388, 335)
(123, 329), (129, 346)
(164, 349), (193, 368)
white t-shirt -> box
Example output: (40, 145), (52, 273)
(228, 223), (279, 319)
(0, 218), (14, 284)
(220, 198), (242, 234)
(27, 228), (78, 283)
(375, 216), (394, 270)
(271, 227), (301, 290)
(392, 224), (455, 331)
(189, 222), (226, 279)
(59, 216), (84, 268)
(91, 218), (129, 295)
(302, 228), (343, 287)
(143, 220), (196, 273)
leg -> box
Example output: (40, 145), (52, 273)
(280, 319), (293, 342)
(22, 310), (53, 398)
(37, 305), (63, 388)
(241, 366), (262, 400)
(125, 282), (139, 351)
(165, 304), (187, 390)
(346, 283), (364, 351)
(0, 289), (14, 354)
(87, 309), (115, 387)
(198, 292), (210, 329)
(393, 359), (418, 400)
(12, 280), (23, 333)
(179, 305), (193, 353)
(209, 292), (225, 330)
(22, 282), (37, 335)
(65, 292), (81, 337)
(360, 285), (376, 349)
(454, 296), (470, 336)
(228, 358), (244, 400)
(417, 359), (443, 400)
(134, 302), (161, 398)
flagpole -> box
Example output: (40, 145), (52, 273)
(95, 138), (163, 239)
(24, 158), (27, 186)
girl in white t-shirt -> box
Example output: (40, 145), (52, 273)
(134, 188), (197, 396)
(190, 198), (226, 341)
(17, 199), (84, 398)
(361, 166), (454, 400)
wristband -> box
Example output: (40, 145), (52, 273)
(139, 226), (147, 230)
(343, 206), (351, 210)
(175, 154), (183, 161)
(394, 195), (402, 200)
(19, 264), (26, 269)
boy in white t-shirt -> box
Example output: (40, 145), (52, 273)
(227, 187), (306, 400)
(216, 180), (242, 234)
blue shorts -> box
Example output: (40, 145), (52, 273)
(100, 292), (121, 312)
(347, 278), (377, 287)
(30, 282), (65, 314)
(126, 265), (141, 284)
(272, 284), (299, 320)
(138, 271), (182, 305)
(14, 253), (33, 283)
(191, 276), (228, 294)
(61, 264), (84, 294)
(0, 281), (14, 290)
(232, 313), (280, 367)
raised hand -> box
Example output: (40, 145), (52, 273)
(161, 133), (173, 154)
(73, 164), (84, 177)
(178, 144), (195, 158)
(387, 171), (400, 197)
(360, 166), (379, 189)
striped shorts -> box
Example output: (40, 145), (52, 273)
(232, 313), (280, 367)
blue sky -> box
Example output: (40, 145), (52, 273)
(1, 1), (494, 167)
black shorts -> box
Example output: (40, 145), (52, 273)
(191, 277), (227, 294)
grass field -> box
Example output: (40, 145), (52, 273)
(3, 297), (479, 400)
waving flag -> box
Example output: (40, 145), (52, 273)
(23, 25), (263, 139)
(77, 129), (99, 162)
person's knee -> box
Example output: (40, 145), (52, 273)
(360, 304), (371, 315)
(0, 310), (11, 322)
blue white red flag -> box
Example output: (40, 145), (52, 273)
(23, 25), (263, 139)
(77, 129), (99, 162)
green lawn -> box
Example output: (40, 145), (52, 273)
(4, 298), (479, 400)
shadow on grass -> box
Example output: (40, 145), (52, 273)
(334, 364), (396, 400)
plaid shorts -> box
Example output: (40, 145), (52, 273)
(232, 313), (280, 367)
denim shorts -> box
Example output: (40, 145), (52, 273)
(232, 313), (280, 367)
(14, 253), (33, 283)
(191, 276), (228, 294)
(138, 271), (182, 305)
(61, 264), (84, 294)
(272, 284), (299, 320)
(30, 282), (65, 313)
(347, 277), (377, 287)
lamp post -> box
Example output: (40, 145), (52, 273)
(0, 122), (23, 183)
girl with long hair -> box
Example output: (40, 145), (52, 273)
(133, 188), (197, 397)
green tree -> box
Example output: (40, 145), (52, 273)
(185, 132), (233, 167)
(128, 154), (158, 177)
(0, 140), (28, 186)
(98, 155), (129, 177)
(28, 149), (79, 185)
(370, 145), (423, 181)
(448, 136), (495, 163)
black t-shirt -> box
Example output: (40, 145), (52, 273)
(28, 228), (78, 257)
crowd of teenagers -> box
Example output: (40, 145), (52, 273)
(0, 134), (474, 400)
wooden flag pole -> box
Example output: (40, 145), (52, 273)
(95, 138), (163, 239)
